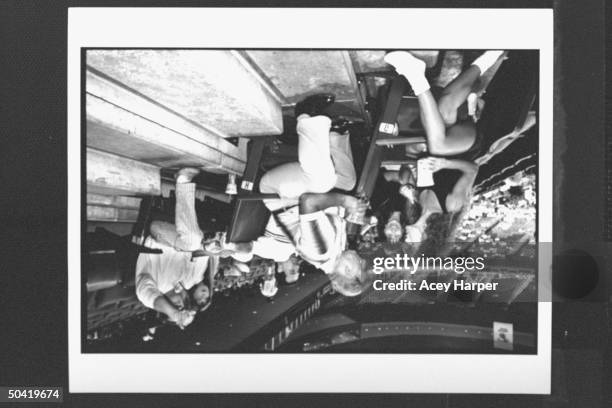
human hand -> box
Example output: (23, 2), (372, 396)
(425, 157), (449, 173)
(169, 309), (196, 329)
(399, 185), (418, 203)
(166, 291), (186, 310)
(392, 123), (400, 137)
(343, 195), (368, 214)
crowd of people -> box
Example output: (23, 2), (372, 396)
(133, 50), (523, 329)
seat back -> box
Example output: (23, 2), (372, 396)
(226, 198), (271, 243)
(86, 251), (123, 292)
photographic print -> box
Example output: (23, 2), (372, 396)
(83, 48), (539, 355)
(68, 8), (552, 393)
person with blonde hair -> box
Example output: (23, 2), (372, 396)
(256, 94), (369, 297)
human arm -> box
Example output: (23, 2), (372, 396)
(203, 240), (253, 259)
(135, 262), (195, 328)
(299, 192), (367, 215)
(152, 296), (195, 329)
(413, 90), (477, 156)
(429, 157), (478, 174)
(429, 158), (478, 212)
(383, 165), (415, 186)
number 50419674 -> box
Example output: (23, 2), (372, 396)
(2, 387), (62, 402)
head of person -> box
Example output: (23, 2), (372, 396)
(218, 258), (244, 277)
(384, 211), (404, 243)
(404, 188), (469, 247)
(277, 254), (302, 284)
(260, 276), (278, 298)
(189, 280), (212, 311)
(329, 250), (367, 297)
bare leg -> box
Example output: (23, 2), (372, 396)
(385, 51), (496, 156)
(415, 90), (450, 155)
(437, 65), (481, 126)
(438, 50), (506, 125)
(385, 51), (458, 155)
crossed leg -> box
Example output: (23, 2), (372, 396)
(150, 179), (204, 252)
(385, 51), (503, 156)
(259, 115), (356, 199)
(412, 69), (479, 156)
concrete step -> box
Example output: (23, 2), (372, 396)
(86, 194), (142, 209)
(87, 148), (161, 196)
(86, 68), (247, 175)
(246, 50), (359, 105)
(86, 50), (284, 138)
(87, 205), (139, 223)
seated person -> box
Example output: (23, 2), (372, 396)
(244, 94), (369, 296)
(207, 232), (302, 284)
(259, 264), (278, 299)
(384, 50), (507, 158)
(382, 50), (505, 218)
(258, 254), (300, 297)
(297, 191), (368, 296)
(221, 94), (366, 296)
(383, 211), (404, 244)
(224, 195), (369, 297)
(279, 254), (302, 284)
(403, 157), (478, 256)
(135, 168), (213, 328)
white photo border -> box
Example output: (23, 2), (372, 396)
(68, 7), (553, 393)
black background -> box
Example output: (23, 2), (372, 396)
(1, 0), (608, 407)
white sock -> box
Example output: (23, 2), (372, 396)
(384, 51), (430, 95)
(471, 51), (505, 75)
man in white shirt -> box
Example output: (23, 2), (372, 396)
(135, 168), (211, 328)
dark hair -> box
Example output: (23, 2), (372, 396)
(404, 197), (423, 225)
(248, 256), (275, 275)
(418, 208), (467, 256)
(187, 268), (213, 312)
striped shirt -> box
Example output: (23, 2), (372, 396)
(265, 206), (346, 274)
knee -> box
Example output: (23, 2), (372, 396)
(342, 171), (357, 191)
(309, 171), (337, 193)
(258, 172), (275, 194)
